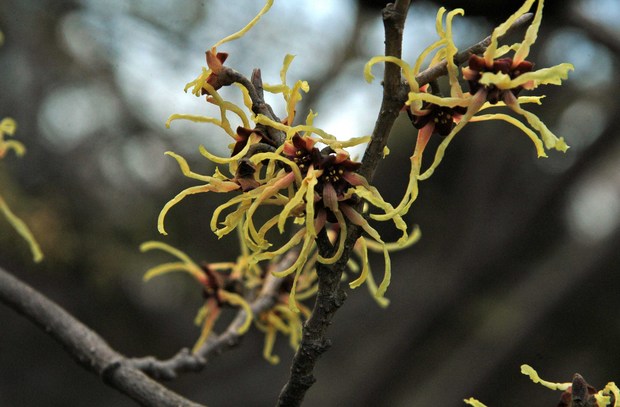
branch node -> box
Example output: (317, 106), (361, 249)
(101, 360), (122, 386)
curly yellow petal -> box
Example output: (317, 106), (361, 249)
(407, 91), (471, 108)
(287, 259), (306, 313)
(365, 224), (421, 252)
(349, 237), (369, 289)
(219, 290), (253, 334)
(520, 364), (571, 391)
(211, 194), (252, 235)
(272, 229), (315, 279)
(142, 262), (197, 282)
(445, 9), (465, 98)
(163, 151), (211, 182)
(0, 140), (26, 158)
(317, 209), (346, 265)
(463, 398), (488, 407)
(513, 0), (544, 65)
(212, 0), (274, 48)
(0, 117), (17, 135)
(199, 131), (261, 165)
(278, 182), (307, 233)
(231, 83), (255, 121)
(508, 101), (569, 152)
(250, 152), (303, 185)
(364, 56), (417, 92)
(375, 244), (392, 299)
(0, 194), (43, 262)
(253, 228), (305, 263)
(140, 240), (196, 264)
(165, 113), (221, 129)
(318, 135), (371, 149)
(484, 0), (536, 65)
(158, 184), (228, 235)
(597, 382), (620, 407)
(280, 54), (295, 86)
(184, 67), (210, 96)
(261, 325), (280, 365)
(303, 173), (319, 238)
(469, 113), (547, 158)
(286, 80), (309, 125)
(371, 124), (432, 220)
(364, 258), (390, 308)
(192, 302), (221, 354)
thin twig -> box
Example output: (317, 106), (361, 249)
(0, 266), (204, 407)
(128, 250), (296, 380)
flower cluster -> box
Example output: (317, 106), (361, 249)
(142, 0), (574, 362)
(0, 117), (43, 262)
(156, 2), (413, 312)
(465, 365), (619, 406)
(142, 0), (417, 359)
(365, 0), (573, 218)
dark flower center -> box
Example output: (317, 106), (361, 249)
(466, 54), (534, 104)
(407, 103), (467, 136)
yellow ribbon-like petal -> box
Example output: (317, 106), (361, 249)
(520, 364), (571, 391)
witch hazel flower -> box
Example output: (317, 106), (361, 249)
(246, 130), (410, 310)
(521, 364), (619, 407)
(365, 0), (573, 221)
(465, 365), (619, 406)
(140, 241), (253, 353)
(410, 0), (573, 183)
(365, 7), (474, 218)
(462, 0), (573, 155)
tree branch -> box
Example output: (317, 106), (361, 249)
(276, 2), (412, 406)
(0, 265), (204, 407)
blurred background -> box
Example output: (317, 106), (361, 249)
(1, 0), (619, 405)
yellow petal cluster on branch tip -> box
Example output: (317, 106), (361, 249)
(365, 0), (573, 224)
(140, 240), (254, 354)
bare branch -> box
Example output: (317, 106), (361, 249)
(218, 66), (285, 146)
(0, 266), (204, 407)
